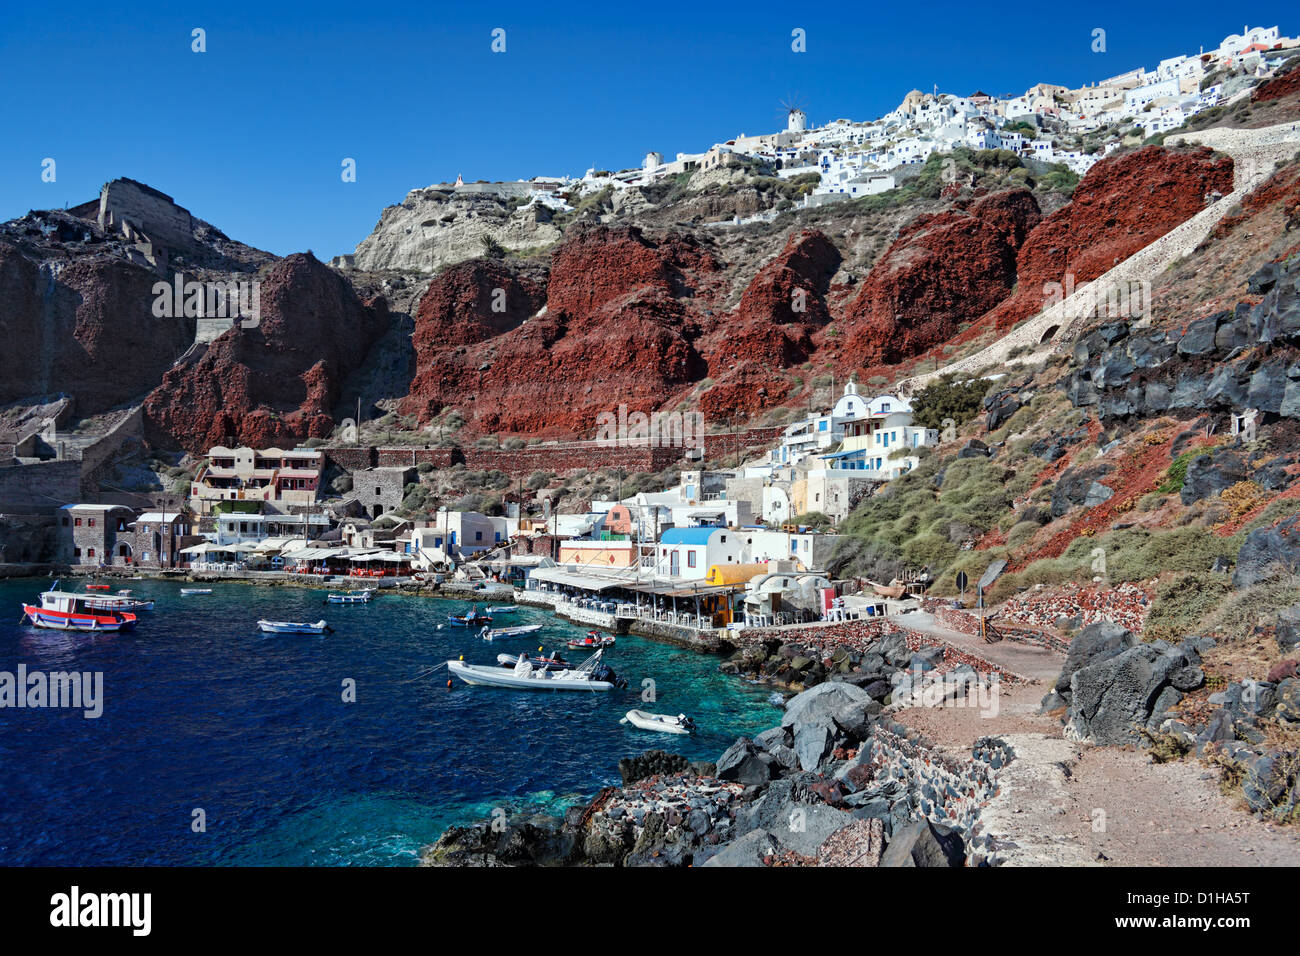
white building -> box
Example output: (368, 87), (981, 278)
(653, 526), (746, 579)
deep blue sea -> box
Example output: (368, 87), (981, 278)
(0, 577), (779, 866)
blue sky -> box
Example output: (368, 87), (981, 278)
(0, 2), (1292, 258)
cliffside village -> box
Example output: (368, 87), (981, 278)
(37, 382), (942, 632)
(401, 25), (1299, 218)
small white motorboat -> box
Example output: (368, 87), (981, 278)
(479, 623), (544, 640)
(327, 589), (374, 604)
(621, 710), (696, 734)
(485, 605), (517, 614)
(495, 652), (570, 671)
(180, 588), (212, 595)
(257, 619), (331, 634)
(447, 650), (623, 691)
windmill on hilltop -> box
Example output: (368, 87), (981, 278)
(779, 94), (808, 133)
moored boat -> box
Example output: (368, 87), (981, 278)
(566, 630), (615, 649)
(82, 592), (155, 613)
(448, 650), (624, 691)
(85, 584), (111, 591)
(21, 590), (138, 632)
(448, 606), (491, 627)
(479, 623), (544, 640)
(495, 652), (570, 671)
(621, 710), (696, 735)
(485, 605), (517, 614)
(180, 588), (212, 595)
(257, 619), (331, 634)
(327, 589), (374, 604)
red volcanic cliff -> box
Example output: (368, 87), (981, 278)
(697, 229), (842, 418)
(143, 253), (388, 452)
(837, 189), (1041, 368)
(401, 225), (716, 437)
(0, 242), (195, 414)
(985, 145), (1235, 331)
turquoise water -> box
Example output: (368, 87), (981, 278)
(0, 577), (779, 865)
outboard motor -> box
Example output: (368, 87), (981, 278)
(592, 663), (627, 689)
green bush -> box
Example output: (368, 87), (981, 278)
(910, 377), (993, 430)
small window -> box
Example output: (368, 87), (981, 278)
(88, 548), (95, 558)
(687, 552), (697, 568)
(62, 516), (69, 526)
(75, 517), (82, 527)
(88, 518), (95, 527)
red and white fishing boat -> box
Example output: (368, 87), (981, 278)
(21, 588), (138, 632)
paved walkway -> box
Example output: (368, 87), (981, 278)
(897, 610), (1064, 683)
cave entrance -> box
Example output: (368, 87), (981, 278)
(1038, 324), (1060, 345)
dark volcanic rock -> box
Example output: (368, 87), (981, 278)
(1234, 515), (1300, 588)
(878, 819), (966, 867)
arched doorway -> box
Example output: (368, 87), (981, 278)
(1038, 324), (1060, 345)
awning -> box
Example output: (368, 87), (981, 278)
(528, 566), (624, 592)
(820, 449), (867, 460)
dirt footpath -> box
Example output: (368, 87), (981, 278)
(896, 682), (1300, 866)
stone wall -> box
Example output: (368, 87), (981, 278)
(0, 460), (82, 512)
(322, 425), (783, 484)
(98, 179), (196, 253)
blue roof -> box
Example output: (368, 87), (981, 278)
(660, 527), (719, 545)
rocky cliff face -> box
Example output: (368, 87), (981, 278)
(837, 189), (1041, 368)
(143, 253), (388, 452)
(0, 241), (195, 415)
(695, 229), (842, 420)
(353, 188), (563, 273)
(985, 146), (1235, 332)
(401, 225), (715, 436)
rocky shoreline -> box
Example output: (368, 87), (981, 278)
(423, 622), (1015, 867)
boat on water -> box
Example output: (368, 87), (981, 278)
(21, 589), (138, 632)
(85, 584), (111, 592)
(485, 605), (517, 614)
(447, 649), (625, 691)
(257, 619), (331, 634)
(326, 589), (374, 605)
(479, 623), (544, 640)
(180, 588), (212, 595)
(81, 591), (155, 613)
(448, 606), (491, 627)
(566, 630), (615, 650)
(495, 652), (570, 671)
(621, 710), (696, 735)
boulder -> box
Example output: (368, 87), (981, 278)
(781, 680), (874, 733)
(878, 819), (966, 867)
(793, 722), (834, 772)
(1277, 605), (1300, 651)
(1051, 463), (1115, 517)
(1065, 643), (1189, 745)
(1274, 679), (1300, 724)
(698, 828), (780, 867)
(1233, 514), (1300, 588)
(1180, 449), (1247, 506)
(715, 738), (776, 786)
(1176, 315), (1219, 356)
(1051, 621), (1137, 698)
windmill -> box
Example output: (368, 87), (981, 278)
(779, 94), (808, 133)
